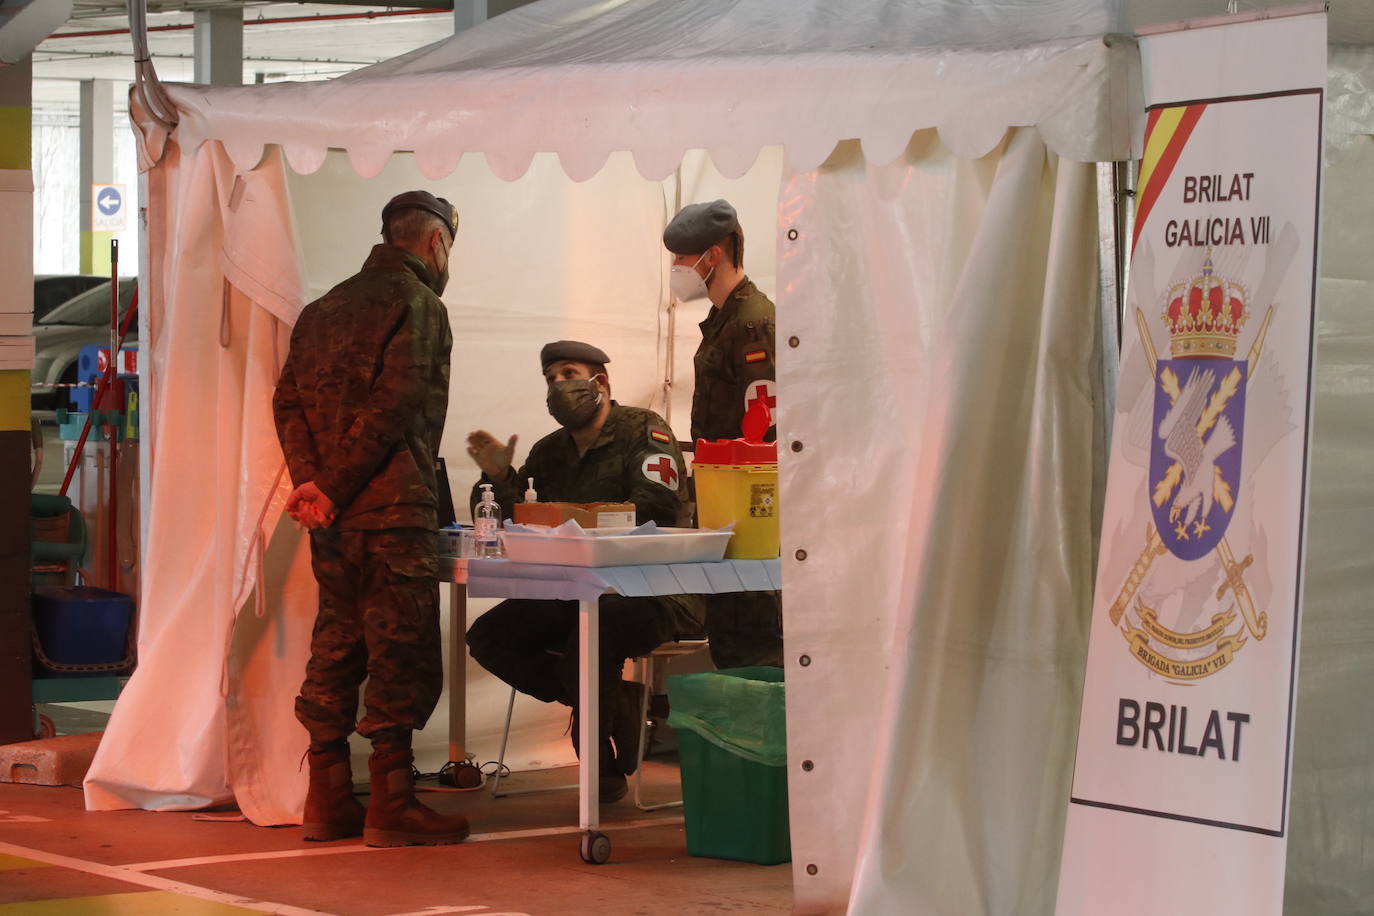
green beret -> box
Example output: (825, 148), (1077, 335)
(663, 199), (740, 254)
(540, 340), (611, 371)
(381, 190), (459, 239)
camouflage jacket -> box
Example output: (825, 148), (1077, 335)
(692, 277), (776, 444)
(273, 244), (452, 530)
(474, 404), (689, 527)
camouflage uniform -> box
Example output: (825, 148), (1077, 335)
(465, 404), (702, 741)
(273, 243), (452, 750)
(691, 277), (777, 445)
(693, 277), (784, 669)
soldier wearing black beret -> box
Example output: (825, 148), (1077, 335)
(465, 341), (701, 803)
(664, 199), (784, 670)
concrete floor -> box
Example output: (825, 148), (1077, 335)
(19, 425), (792, 913)
(0, 756), (793, 915)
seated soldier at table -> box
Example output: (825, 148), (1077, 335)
(465, 340), (702, 802)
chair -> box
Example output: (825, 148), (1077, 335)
(629, 636), (709, 811)
(489, 636), (710, 810)
(31, 493), (87, 589)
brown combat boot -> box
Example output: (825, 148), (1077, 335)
(302, 745), (366, 842)
(363, 749), (470, 847)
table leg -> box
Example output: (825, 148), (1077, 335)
(579, 596), (599, 833)
(447, 581), (466, 764)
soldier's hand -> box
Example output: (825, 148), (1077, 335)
(286, 481), (337, 530)
(467, 430), (518, 479)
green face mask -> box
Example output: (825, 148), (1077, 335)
(429, 235), (451, 296)
(546, 379), (603, 429)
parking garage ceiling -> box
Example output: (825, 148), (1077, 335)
(34, 2), (460, 114)
(28, 0), (1374, 117)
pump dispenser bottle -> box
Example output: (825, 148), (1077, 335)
(475, 484), (502, 558)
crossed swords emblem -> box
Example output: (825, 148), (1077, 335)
(1107, 304), (1275, 643)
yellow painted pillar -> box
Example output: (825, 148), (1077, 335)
(80, 230), (114, 276)
(0, 55), (34, 743)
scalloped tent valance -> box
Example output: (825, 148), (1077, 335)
(133, 0), (1145, 180)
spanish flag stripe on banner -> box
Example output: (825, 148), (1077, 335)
(1132, 103), (1208, 249)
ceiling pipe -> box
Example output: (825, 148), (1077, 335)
(129, 0), (177, 131)
(52, 8), (448, 40)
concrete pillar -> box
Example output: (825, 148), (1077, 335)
(0, 55), (34, 744)
(78, 78), (113, 276)
(193, 8), (242, 87)
(454, 0), (488, 32)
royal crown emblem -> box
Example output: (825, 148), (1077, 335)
(1161, 253), (1249, 359)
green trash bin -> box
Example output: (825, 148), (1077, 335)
(667, 666), (790, 865)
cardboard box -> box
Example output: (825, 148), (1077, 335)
(513, 501), (636, 529)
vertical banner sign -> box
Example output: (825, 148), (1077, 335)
(1057, 9), (1325, 914)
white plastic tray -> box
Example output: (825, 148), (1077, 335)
(498, 527), (733, 567)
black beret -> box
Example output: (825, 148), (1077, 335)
(663, 199), (740, 254)
(540, 340), (611, 371)
(381, 190), (459, 239)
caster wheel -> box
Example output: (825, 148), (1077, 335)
(579, 830), (611, 865)
(36, 714), (56, 739)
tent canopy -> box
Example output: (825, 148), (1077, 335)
(143, 0), (1140, 181)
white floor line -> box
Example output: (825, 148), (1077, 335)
(0, 840), (331, 916)
(121, 815), (685, 872)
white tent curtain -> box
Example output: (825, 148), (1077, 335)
(84, 140), (311, 823)
(1283, 46), (1374, 914)
(779, 128), (1103, 913)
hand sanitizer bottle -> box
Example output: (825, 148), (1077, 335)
(475, 484), (502, 558)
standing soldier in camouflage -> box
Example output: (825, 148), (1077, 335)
(465, 340), (702, 802)
(272, 190), (469, 847)
(664, 199), (784, 669)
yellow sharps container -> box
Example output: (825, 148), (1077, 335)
(692, 436), (779, 559)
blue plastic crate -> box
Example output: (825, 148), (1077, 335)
(31, 586), (133, 673)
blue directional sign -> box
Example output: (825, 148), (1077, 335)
(91, 184), (127, 231)
(97, 186), (122, 215)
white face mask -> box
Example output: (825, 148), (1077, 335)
(669, 252), (712, 302)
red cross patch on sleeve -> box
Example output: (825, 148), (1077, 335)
(744, 349), (768, 364)
(641, 454), (680, 491)
(744, 379), (777, 417)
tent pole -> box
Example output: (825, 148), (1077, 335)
(662, 165), (683, 427)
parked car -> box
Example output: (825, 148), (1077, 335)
(33, 274), (108, 323)
(30, 278), (138, 413)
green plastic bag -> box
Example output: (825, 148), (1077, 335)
(667, 666), (787, 767)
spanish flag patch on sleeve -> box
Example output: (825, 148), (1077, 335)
(744, 349), (768, 364)
(650, 429), (672, 445)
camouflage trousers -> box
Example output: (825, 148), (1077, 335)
(703, 590), (783, 669)
(296, 527), (442, 750)
(466, 595), (701, 741)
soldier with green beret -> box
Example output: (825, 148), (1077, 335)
(465, 342), (701, 803)
(273, 189), (469, 847)
(664, 198), (784, 669)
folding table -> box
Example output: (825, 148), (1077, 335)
(441, 555), (782, 863)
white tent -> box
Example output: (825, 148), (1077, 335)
(81, 1), (1373, 912)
